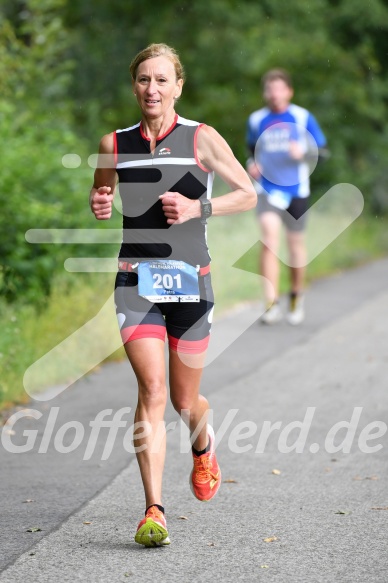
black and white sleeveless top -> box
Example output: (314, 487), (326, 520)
(115, 114), (214, 268)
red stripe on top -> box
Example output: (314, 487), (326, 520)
(194, 124), (211, 173)
(120, 324), (166, 345)
(156, 114), (178, 140)
(118, 261), (210, 276)
(140, 114), (178, 142)
(113, 131), (118, 166)
(139, 122), (150, 141)
(168, 334), (210, 354)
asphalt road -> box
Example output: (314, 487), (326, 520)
(1, 259), (387, 582)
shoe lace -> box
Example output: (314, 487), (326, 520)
(193, 454), (217, 483)
(146, 506), (162, 520)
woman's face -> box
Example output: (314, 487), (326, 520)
(133, 56), (183, 119)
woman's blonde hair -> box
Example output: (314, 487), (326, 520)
(130, 43), (185, 82)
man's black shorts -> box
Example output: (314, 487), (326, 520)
(256, 194), (309, 232)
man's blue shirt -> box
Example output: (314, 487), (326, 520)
(247, 104), (327, 198)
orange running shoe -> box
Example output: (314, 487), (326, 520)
(134, 505), (170, 547)
(190, 426), (221, 502)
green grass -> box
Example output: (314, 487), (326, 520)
(0, 203), (387, 410)
(229, 210), (388, 304)
(0, 273), (125, 410)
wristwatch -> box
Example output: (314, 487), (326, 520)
(200, 198), (212, 221)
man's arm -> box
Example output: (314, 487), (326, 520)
(306, 113), (330, 162)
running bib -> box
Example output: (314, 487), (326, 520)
(138, 260), (200, 303)
(267, 190), (293, 210)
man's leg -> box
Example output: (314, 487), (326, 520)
(286, 229), (307, 324)
(286, 229), (307, 294)
(258, 211), (282, 304)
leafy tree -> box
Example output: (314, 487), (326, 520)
(0, 0), (112, 305)
(63, 0), (388, 211)
(1, 0), (388, 306)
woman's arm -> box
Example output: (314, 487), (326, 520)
(90, 132), (118, 220)
(196, 124), (257, 215)
(159, 124), (257, 224)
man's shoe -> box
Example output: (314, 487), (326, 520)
(286, 294), (305, 326)
(134, 505), (170, 547)
(260, 301), (283, 325)
(190, 426), (221, 502)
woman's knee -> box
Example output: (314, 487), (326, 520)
(170, 392), (195, 414)
(137, 379), (167, 408)
(170, 392), (207, 415)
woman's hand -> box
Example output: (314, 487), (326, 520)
(159, 191), (200, 225)
(90, 186), (114, 220)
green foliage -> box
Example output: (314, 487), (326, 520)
(1, 0), (388, 310)
(0, 1), (120, 305)
(62, 0), (388, 212)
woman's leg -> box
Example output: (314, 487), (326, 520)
(169, 347), (221, 502)
(166, 274), (213, 451)
(124, 337), (167, 509)
(168, 349), (208, 451)
(165, 273), (220, 501)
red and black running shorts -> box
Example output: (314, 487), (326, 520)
(114, 270), (214, 355)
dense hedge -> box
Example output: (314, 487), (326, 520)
(1, 0), (388, 305)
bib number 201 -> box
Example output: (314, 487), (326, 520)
(138, 260), (200, 303)
(153, 273), (182, 290)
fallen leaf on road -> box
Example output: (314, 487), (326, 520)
(260, 565), (269, 569)
(22, 499), (35, 503)
(223, 479), (238, 483)
(178, 516), (188, 520)
(83, 521), (92, 525)
(334, 510), (352, 515)
(207, 542), (216, 546)
(371, 507), (388, 510)
(272, 469), (281, 475)
(263, 536), (278, 543)
(353, 475), (379, 481)
(26, 527), (42, 532)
